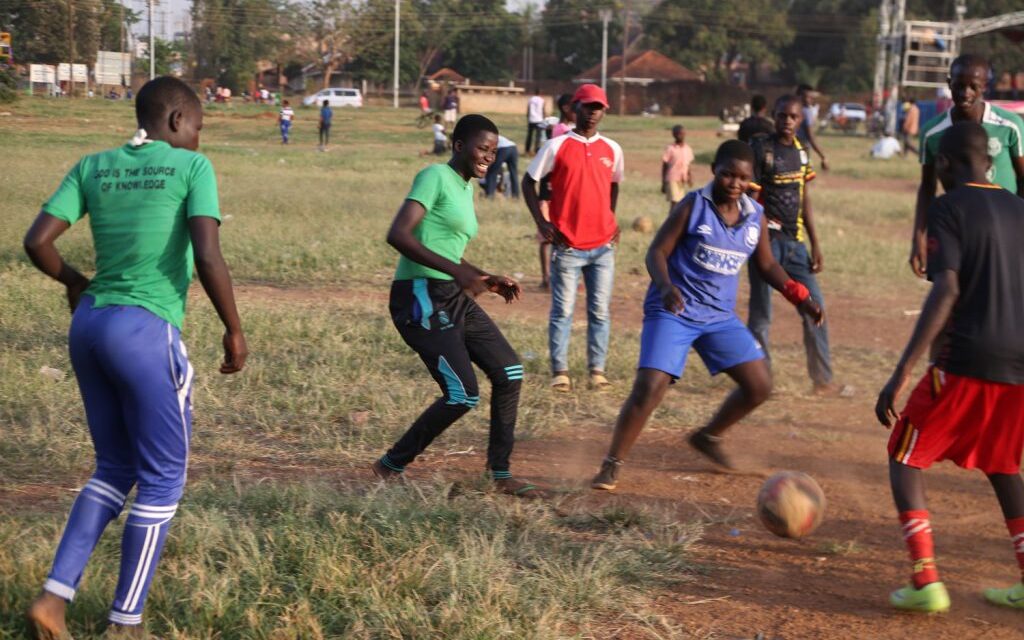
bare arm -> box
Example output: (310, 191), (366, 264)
(522, 174), (566, 245)
(610, 182), (619, 212)
(645, 199), (692, 314)
(661, 161), (669, 191)
(909, 163), (938, 277)
(875, 270), (959, 426)
(1014, 155), (1024, 197)
(804, 125), (829, 170)
(802, 187), (823, 273)
(189, 217), (247, 374)
(23, 212), (90, 312)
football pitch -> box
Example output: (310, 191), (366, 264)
(1, 99), (1020, 638)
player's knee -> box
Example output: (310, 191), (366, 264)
(445, 385), (481, 409)
(744, 374), (773, 405)
(632, 375), (668, 408)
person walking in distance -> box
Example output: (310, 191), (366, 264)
(526, 89), (546, 155)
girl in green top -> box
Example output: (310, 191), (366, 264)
(373, 115), (540, 498)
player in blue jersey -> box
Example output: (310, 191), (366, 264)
(591, 140), (824, 490)
(24, 76), (247, 638)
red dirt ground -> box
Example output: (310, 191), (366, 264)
(227, 280), (1024, 639)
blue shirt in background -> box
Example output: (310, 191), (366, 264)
(321, 106), (333, 125)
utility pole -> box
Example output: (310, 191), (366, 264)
(149, 0), (155, 79)
(618, 0), (630, 116)
(393, 0), (399, 108)
(599, 9), (612, 93)
(68, 0), (75, 97)
(872, 0), (891, 111)
(884, 0), (906, 135)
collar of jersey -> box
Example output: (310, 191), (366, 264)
(442, 162), (473, 189)
(699, 181), (757, 219)
(566, 130), (603, 144)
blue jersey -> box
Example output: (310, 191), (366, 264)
(644, 184), (763, 324)
(321, 106), (333, 124)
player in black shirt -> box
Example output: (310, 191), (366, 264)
(876, 122), (1024, 613)
(747, 95), (841, 394)
(737, 94), (774, 145)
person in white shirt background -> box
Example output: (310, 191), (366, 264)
(526, 89), (546, 155)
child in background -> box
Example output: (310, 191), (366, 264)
(432, 114), (447, 155)
(319, 99), (333, 151)
(23, 76), (247, 638)
(278, 100), (294, 144)
(876, 122), (1024, 613)
(662, 124), (694, 212)
(590, 140), (822, 490)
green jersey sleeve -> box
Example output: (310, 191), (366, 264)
(42, 160), (87, 224)
(186, 154), (221, 221)
(1007, 111), (1024, 158)
(406, 165), (443, 210)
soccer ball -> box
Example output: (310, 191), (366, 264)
(756, 471), (826, 538)
(632, 215), (654, 233)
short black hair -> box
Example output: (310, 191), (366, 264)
(135, 76), (200, 128)
(796, 83), (814, 95)
(672, 124), (685, 134)
(556, 93), (573, 111)
(938, 121), (989, 168)
(322, 99), (329, 106)
(713, 139), (755, 169)
(750, 94), (767, 112)
(774, 94), (801, 113)
(452, 114), (498, 145)
(950, 53), (990, 76)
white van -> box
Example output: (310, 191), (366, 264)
(303, 87), (363, 108)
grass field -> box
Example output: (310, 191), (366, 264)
(0, 98), (949, 639)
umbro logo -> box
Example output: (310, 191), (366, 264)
(696, 224), (713, 236)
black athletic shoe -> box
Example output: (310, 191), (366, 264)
(687, 430), (734, 470)
(590, 456), (623, 490)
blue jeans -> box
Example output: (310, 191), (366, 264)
(484, 146), (519, 198)
(549, 243), (615, 373)
(747, 235), (833, 385)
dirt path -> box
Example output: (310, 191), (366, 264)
(232, 278), (1022, 639)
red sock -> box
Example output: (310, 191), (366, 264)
(1007, 517), (1024, 582)
(900, 510), (939, 589)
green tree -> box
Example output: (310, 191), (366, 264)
(541, 0), (621, 79)
(97, 0), (139, 52)
(644, 0), (793, 83)
(441, 0), (519, 83)
(191, 0), (290, 91)
(1, 0), (100, 65)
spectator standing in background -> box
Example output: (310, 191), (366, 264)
(526, 89), (546, 155)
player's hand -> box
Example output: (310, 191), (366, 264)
(660, 284), (685, 315)
(65, 277), (90, 313)
(536, 220), (567, 246)
(661, 181), (668, 194)
(454, 265), (489, 297)
(875, 368), (910, 428)
(797, 298), (824, 327)
(908, 231), (927, 278)
(820, 156), (830, 172)
(485, 275), (521, 303)
(810, 245), (824, 273)
(221, 330), (248, 374)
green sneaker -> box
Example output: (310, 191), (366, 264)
(984, 581), (1024, 609)
(890, 582), (950, 613)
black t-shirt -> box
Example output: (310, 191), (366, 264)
(751, 134), (816, 241)
(927, 184), (1024, 384)
(738, 115), (775, 144)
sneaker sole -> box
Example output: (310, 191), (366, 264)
(591, 481), (616, 491)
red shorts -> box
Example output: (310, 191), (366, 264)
(888, 367), (1024, 474)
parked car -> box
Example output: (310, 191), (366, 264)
(826, 102), (867, 133)
(303, 87), (363, 108)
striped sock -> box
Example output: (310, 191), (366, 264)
(491, 470), (512, 481)
(900, 510), (939, 589)
(1006, 516), (1024, 582)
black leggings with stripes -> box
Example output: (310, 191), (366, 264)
(383, 278), (523, 473)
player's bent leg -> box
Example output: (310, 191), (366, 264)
(689, 359), (771, 470)
(592, 368), (673, 491)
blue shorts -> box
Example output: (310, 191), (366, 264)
(638, 311), (764, 379)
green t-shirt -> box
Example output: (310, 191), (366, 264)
(43, 141), (221, 328)
(920, 102), (1024, 192)
(394, 163), (478, 281)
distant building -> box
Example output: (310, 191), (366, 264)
(576, 50), (702, 86)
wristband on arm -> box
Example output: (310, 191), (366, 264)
(782, 280), (810, 306)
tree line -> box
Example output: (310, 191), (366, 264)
(1, 0), (1019, 94)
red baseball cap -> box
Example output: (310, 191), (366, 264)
(572, 83), (609, 108)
